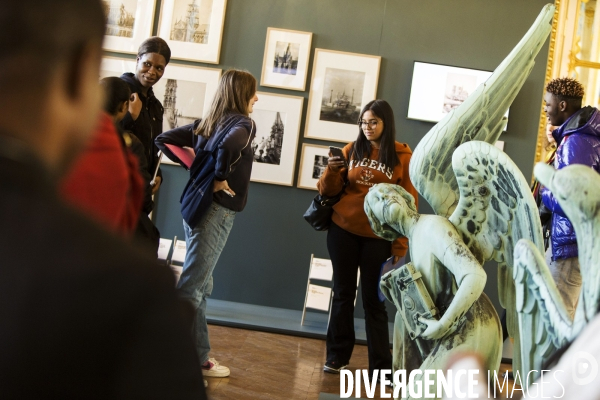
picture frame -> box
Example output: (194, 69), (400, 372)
(102, 0), (158, 54)
(407, 61), (509, 126)
(297, 143), (331, 190)
(260, 28), (313, 92)
(100, 57), (222, 166)
(250, 92), (304, 186)
(304, 49), (381, 143)
(157, 0), (227, 64)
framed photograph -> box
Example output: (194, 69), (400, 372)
(304, 49), (381, 143)
(158, 0), (227, 64)
(297, 143), (331, 190)
(260, 28), (313, 91)
(100, 58), (222, 166)
(407, 61), (509, 126)
(250, 92), (304, 186)
(102, 0), (157, 54)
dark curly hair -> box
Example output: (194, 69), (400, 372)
(546, 77), (585, 99)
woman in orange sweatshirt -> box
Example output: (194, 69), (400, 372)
(317, 99), (417, 377)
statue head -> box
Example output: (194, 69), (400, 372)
(364, 183), (418, 240)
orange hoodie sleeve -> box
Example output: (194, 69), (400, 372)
(391, 147), (418, 257)
(316, 143), (352, 196)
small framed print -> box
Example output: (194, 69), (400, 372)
(102, 0), (158, 54)
(158, 0), (227, 64)
(304, 49), (381, 143)
(260, 28), (313, 91)
(250, 92), (304, 186)
(297, 143), (331, 190)
(100, 58), (222, 166)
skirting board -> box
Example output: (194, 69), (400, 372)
(206, 298), (393, 346)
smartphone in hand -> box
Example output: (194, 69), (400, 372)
(329, 146), (347, 166)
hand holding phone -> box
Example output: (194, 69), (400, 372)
(329, 146), (347, 168)
(328, 146), (347, 172)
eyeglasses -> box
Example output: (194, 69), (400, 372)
(358, 120), (381, 129)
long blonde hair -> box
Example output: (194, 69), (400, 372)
(195, 69), (257, 138)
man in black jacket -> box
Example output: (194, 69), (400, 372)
(0, 0), (206, 398)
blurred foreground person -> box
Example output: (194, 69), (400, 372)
(0, 0), (206, 398)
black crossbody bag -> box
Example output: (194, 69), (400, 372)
(303, 144), (353, 231)
(303, 189), (345, 231)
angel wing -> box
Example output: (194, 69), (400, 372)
(449, 141), (545, 376)
(513, 239), (570, 381)
(449, 142), (544, 271)
(512, 163), (600, 383)
(409, 4), (555, 219)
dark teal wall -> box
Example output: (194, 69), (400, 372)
(149, 0), (552, 317)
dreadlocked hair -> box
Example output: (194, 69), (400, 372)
(546, 77), (585, 99)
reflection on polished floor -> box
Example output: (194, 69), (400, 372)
(205, 324), (516, 399)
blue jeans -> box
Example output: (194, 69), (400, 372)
(177, 201), (236, 364)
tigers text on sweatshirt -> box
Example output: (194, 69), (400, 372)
(317, 141), (418, 257)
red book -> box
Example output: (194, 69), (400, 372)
(165, 144), (196, 169)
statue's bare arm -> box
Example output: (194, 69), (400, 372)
(418, 226), (486, 340)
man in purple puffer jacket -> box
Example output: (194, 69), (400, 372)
(541, 77), (600, 318)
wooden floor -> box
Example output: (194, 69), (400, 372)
(205, 324), (384, 399)
(204, 325), (515, 399)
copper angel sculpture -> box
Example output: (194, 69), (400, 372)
(363, 4), (555, 398)
(513, 163), (600, 383)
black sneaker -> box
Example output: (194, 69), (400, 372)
(323, 360), (349, 374)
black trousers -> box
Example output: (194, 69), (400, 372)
(326, 222), (393, 373)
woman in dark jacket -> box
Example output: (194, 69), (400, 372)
(155, 69), (258, 381)
(120, 36), (171, 194)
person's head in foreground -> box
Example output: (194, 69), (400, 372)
(0, 0), (105, 177)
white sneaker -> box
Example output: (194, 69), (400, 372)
(202, 357), (230, 377)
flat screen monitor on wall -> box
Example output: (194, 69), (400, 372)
(407, 61), (509, 128)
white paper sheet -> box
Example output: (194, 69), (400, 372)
(306, 284), (332, 311)
(157, 238), (173, 261)
(309, 257), (334, 281)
